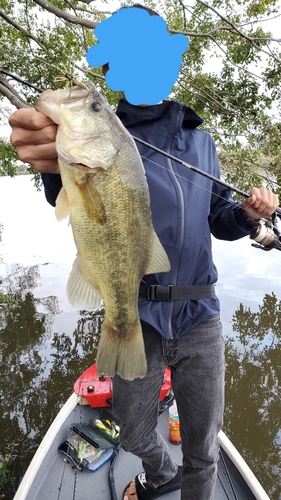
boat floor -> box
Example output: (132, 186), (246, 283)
(18, 401), (256, 500)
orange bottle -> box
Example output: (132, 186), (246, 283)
(168, 399), (182, 445)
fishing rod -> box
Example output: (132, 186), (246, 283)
(2, 68), (281, 251)
(132, 136), (281, 252)
(134, 107), (281, 253)
(132, 136), (281, 214)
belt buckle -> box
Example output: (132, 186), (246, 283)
(148, 285), (173, 301)
(147, 285), (157, 300)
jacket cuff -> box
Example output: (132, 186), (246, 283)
(41, 173), (62, 207)
(235, 206), (259, 232)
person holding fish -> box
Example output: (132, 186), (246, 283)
(9, 4), (279, 500)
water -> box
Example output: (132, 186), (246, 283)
(0, 175), (280, 499)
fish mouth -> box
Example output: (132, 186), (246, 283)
(35, 85), (92, 123)
(60, 85), (91, 105)
(37, 85), (91, 107)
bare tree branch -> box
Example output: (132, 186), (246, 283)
(168, 1), (281, 69)
(73, 62), (105, 81)
(0, 78), (31, 109)
(0, 69), (43, 92)
(0, 9), (45, 49)
(170, 24), (276, 41)
(195, 0), (281, 63)
(196, 0), (256, 39)
(177, 0), (188, 31)
(60, 1), (89, 52)
(241, 13), (281, 41)
(63, 0), (111, 16)
(32, 0), (97, 29)
(178, 70), (236, 115)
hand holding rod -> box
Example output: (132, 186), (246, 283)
(132, 136), (281, 219)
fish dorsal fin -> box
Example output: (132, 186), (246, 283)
(55, 187), (70, 221)
(67, 256), (103, 310)
(145, 231), (171, 275)
(75, 172), (107, 225)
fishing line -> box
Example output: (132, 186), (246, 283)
(140, 153), (281, 251)
(134, 135), (281, 219)
(140, 154), (273, 222)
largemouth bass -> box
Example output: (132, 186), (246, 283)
(36, 84), (170, 380)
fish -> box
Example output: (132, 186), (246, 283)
(35, 83), (170, 381)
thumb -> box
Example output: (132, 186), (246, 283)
(242, 194), (256, 209)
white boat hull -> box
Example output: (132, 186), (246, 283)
(13, 393), (270, 500)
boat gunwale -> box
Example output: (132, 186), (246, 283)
(218, 431), (270, 500)
(13, 393), (270, 500)
(13, 393), (78, 500)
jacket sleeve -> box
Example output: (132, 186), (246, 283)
(41, 173), (62, 207)
(208, 143), (254, 240)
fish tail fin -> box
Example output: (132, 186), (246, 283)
(116, 321), (147, 380)
(96, 321), (147, 381)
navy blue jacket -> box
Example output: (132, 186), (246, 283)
(42, 99), (253, 339)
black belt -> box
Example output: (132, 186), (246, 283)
(139, 283), (216, 301)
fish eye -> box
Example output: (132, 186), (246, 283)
(91, 101), (102, 112)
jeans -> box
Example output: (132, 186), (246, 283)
(112, 316), (225, 500)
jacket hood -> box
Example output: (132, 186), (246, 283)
(116, 99), (204, 130)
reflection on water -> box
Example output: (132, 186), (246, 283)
(0, 176), (280, 499)
(0, 262), (104, 499)
(224, 293), (281, 499)
(0, 263), (60, 497)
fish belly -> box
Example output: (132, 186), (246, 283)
(59, 159), (152, 379)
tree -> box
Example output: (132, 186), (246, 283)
(224, 293), (281, 499)
(0, 138), (19, 176)
(0, 0), (281, 195)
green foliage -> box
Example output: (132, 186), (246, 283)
(0, 139), (18, 177)
(0, 443), (17, 497)
(0, 290), (20, 320)
(1, 0), (281, 191)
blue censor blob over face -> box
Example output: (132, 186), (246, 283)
(86, 7), (189, 105)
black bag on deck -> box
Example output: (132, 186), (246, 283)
(58, 409), (119, 472)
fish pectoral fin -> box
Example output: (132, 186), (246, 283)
(55, 187), (70, 221)
(76, 175), (107, 225)
(67, 256), (103, 310)
(145, 231), (171, 275)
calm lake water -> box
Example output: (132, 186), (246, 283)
(0, 175), (280, 499)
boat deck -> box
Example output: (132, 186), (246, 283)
(16, 398), (257, 500)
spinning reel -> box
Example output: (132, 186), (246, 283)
(250, 213), (281, 251)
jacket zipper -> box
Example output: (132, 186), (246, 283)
(166, 106), (185, 339)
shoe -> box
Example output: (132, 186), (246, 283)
(123, 466), (182, 499)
